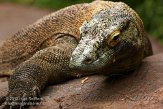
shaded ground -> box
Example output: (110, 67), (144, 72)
(0, 3), (163, 109)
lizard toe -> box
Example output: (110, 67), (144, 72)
(0, 86), (41, 109)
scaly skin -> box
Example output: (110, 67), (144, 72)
(69, 2), (153, 73)
(0, 1), (152, 109)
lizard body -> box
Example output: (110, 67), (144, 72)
(0, 1), (112, 75)
(0, 1), (152, 108)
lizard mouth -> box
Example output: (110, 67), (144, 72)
(69, 51), (112, 71)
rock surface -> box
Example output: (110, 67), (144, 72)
(1, 53), (163, 109)
(32, 53), (163, 109)
(0, 3), (163, 109)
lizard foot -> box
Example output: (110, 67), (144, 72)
(0, 86), (41, 109)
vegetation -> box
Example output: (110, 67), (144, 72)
(1, 0), (163, 43)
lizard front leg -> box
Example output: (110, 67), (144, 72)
(0, 36), (77, 109)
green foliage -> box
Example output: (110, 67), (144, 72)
(138, 0), (163, 43)
(32, 0), (92, 9)
(1, 0), (163, 43)
(1, 0), (33, 4)
(1, 0), (92, 9)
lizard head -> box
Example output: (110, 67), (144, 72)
(69, 2), (145, 73)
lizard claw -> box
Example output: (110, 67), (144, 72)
(0, 86), (41, 109)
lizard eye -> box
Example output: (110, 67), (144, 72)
(112, 34), (120, 40)
(107, 30), (120, 47)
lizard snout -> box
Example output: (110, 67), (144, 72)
(69, 56), (94, 69)
(69, 39), (99, 70)
(69, 49), (97, 70)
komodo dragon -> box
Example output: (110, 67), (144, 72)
(0, 0), (153, 108)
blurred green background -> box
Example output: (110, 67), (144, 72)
(1, 0), (163, 43)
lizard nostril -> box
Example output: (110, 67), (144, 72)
(84, 58), (93, 64)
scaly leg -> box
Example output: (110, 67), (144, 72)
(0, 35), (77, 109)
